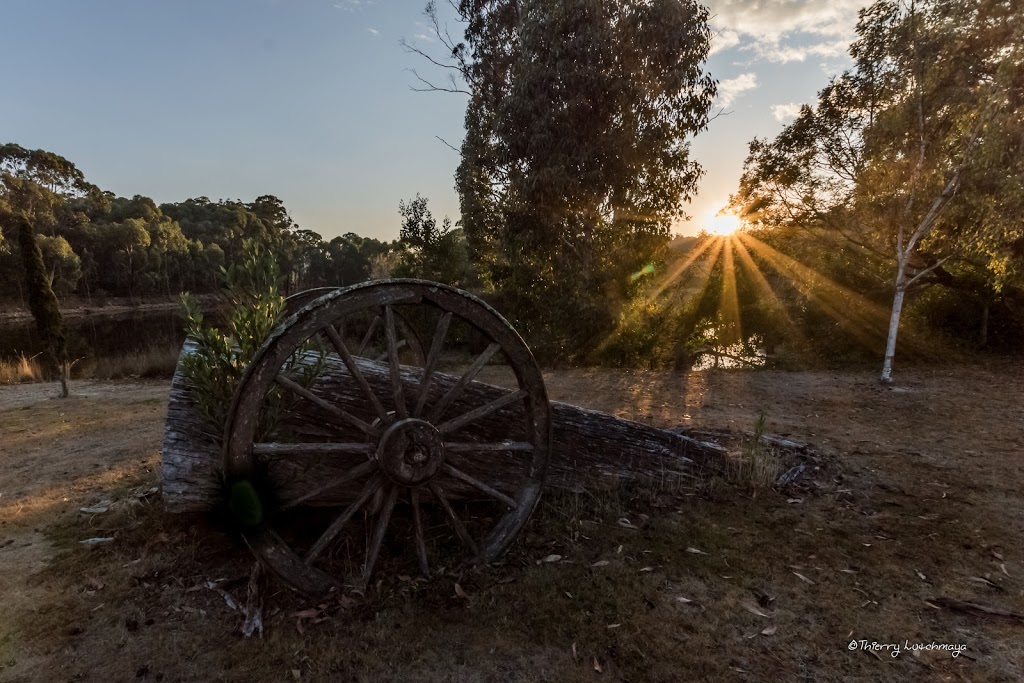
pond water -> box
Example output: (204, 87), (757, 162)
(0, 309), (190, 362)
(0, 308), (768, 371)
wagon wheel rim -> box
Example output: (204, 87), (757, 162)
(224, 279), (550, 595)
(283, 287), (427, 365)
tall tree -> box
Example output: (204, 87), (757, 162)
(733, 0), (1024, 380)
(0, 144), (98, 395)
(415, 0), (716, 355)
(15, 213), (70, 396)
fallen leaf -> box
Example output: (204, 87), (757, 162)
(565, 591), (573, 599)
(80, 505), (109, 514)
(571, 642), (578, 660)
(968, 576), (1002, 591)
(676, 597), (694, 604)
(291, 609), (319, 619)
(593, 658), (603, 673)
(454, 583), (468, 599)
(291, 670), (301, 680)
(616, 545), (623, 554)
(786, 498), (803, 504)
(741, 601), (770, 618)
(916, 570), (927, 581)
(792, 571), (815, 585)
(839, 569), (858, 574)
(1000, 564), (1010, 577)
(992, 551), (1005, 561)
(686, 547), (707, 555)
(540, 554), (562, 564)
(606, 623), (621, 629)
(617, 518), (638, 530)
(591, 560), (610, 567)
(761, 625), (777, 636)
(79, 537), (114, 545)
(639, 567), (654, 572)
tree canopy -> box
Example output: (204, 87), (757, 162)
(433, 0), (717, 357)
(731, 0), (1024, 376)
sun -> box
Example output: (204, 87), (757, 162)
(704, 209), (741, 236)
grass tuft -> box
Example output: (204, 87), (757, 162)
(726, 411), (781, 489)
(0, 353), (44, 384)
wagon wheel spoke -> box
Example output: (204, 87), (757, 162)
(427, 342), (502, 423)
(321, 325), (390, 425)
(282, 459), (379, 511)
(306, 474), (383, 565)
(441, 463), (518, 509)
(356, 314), (382, 356)
(429, 481), (478, 556)
(362, 483), (399, 585)
(275, 373), (377, 436)
(384, 305), (408, 419)
(413, 311), (452, 418)
(437, 389), (528, 436)
(410, 487), (430, 577)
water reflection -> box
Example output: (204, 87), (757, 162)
(0, 309), (190, 363)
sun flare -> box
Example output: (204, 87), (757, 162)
(704, 209), (740, 236)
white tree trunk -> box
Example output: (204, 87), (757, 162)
(880, 278), (907, 383)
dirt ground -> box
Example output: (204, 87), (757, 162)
(1, 361), (1023, 682)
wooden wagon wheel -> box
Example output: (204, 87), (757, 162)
(283, 287), (427, 365)
(224, 280), (550, 595)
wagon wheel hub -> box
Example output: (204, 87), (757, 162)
(376, 418), (445, 486)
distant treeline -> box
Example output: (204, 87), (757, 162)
(0, 145), (472, 304)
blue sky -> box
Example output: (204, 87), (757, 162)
(2, 0), (866, 241)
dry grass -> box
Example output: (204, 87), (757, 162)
(4, 363), (1024, 681)
(88, 345), (181, 379)
(0, 354), (44, 384)
(1, 346), (180, 385)
(725, 412), (781, 490)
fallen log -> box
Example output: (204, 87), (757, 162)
(161, 340), (729, 513)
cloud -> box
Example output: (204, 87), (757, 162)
(771, 102), (804, 122)
(751, 38), (851, 63)
(333, 0), (374, 11)
(709, 29), (741, 55)
(717, 72), (758, 108)
(704, 0), (861, 65)
(705, 0), (863, 41)
(366, 27), (380, 37)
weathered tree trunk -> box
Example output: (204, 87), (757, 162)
(880, 277), (906, 384)
(162, 341), (728, 513)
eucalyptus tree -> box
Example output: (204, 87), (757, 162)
(733, 0), (1024, 380)
(0, 144), (97, 396)
(411, 0), (717, 356)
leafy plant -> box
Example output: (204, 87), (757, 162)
(179, 240), (288, 435)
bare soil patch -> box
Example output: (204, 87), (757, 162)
(1, 363), (1022, 682)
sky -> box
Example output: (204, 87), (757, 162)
(2, 0), (868, 241)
